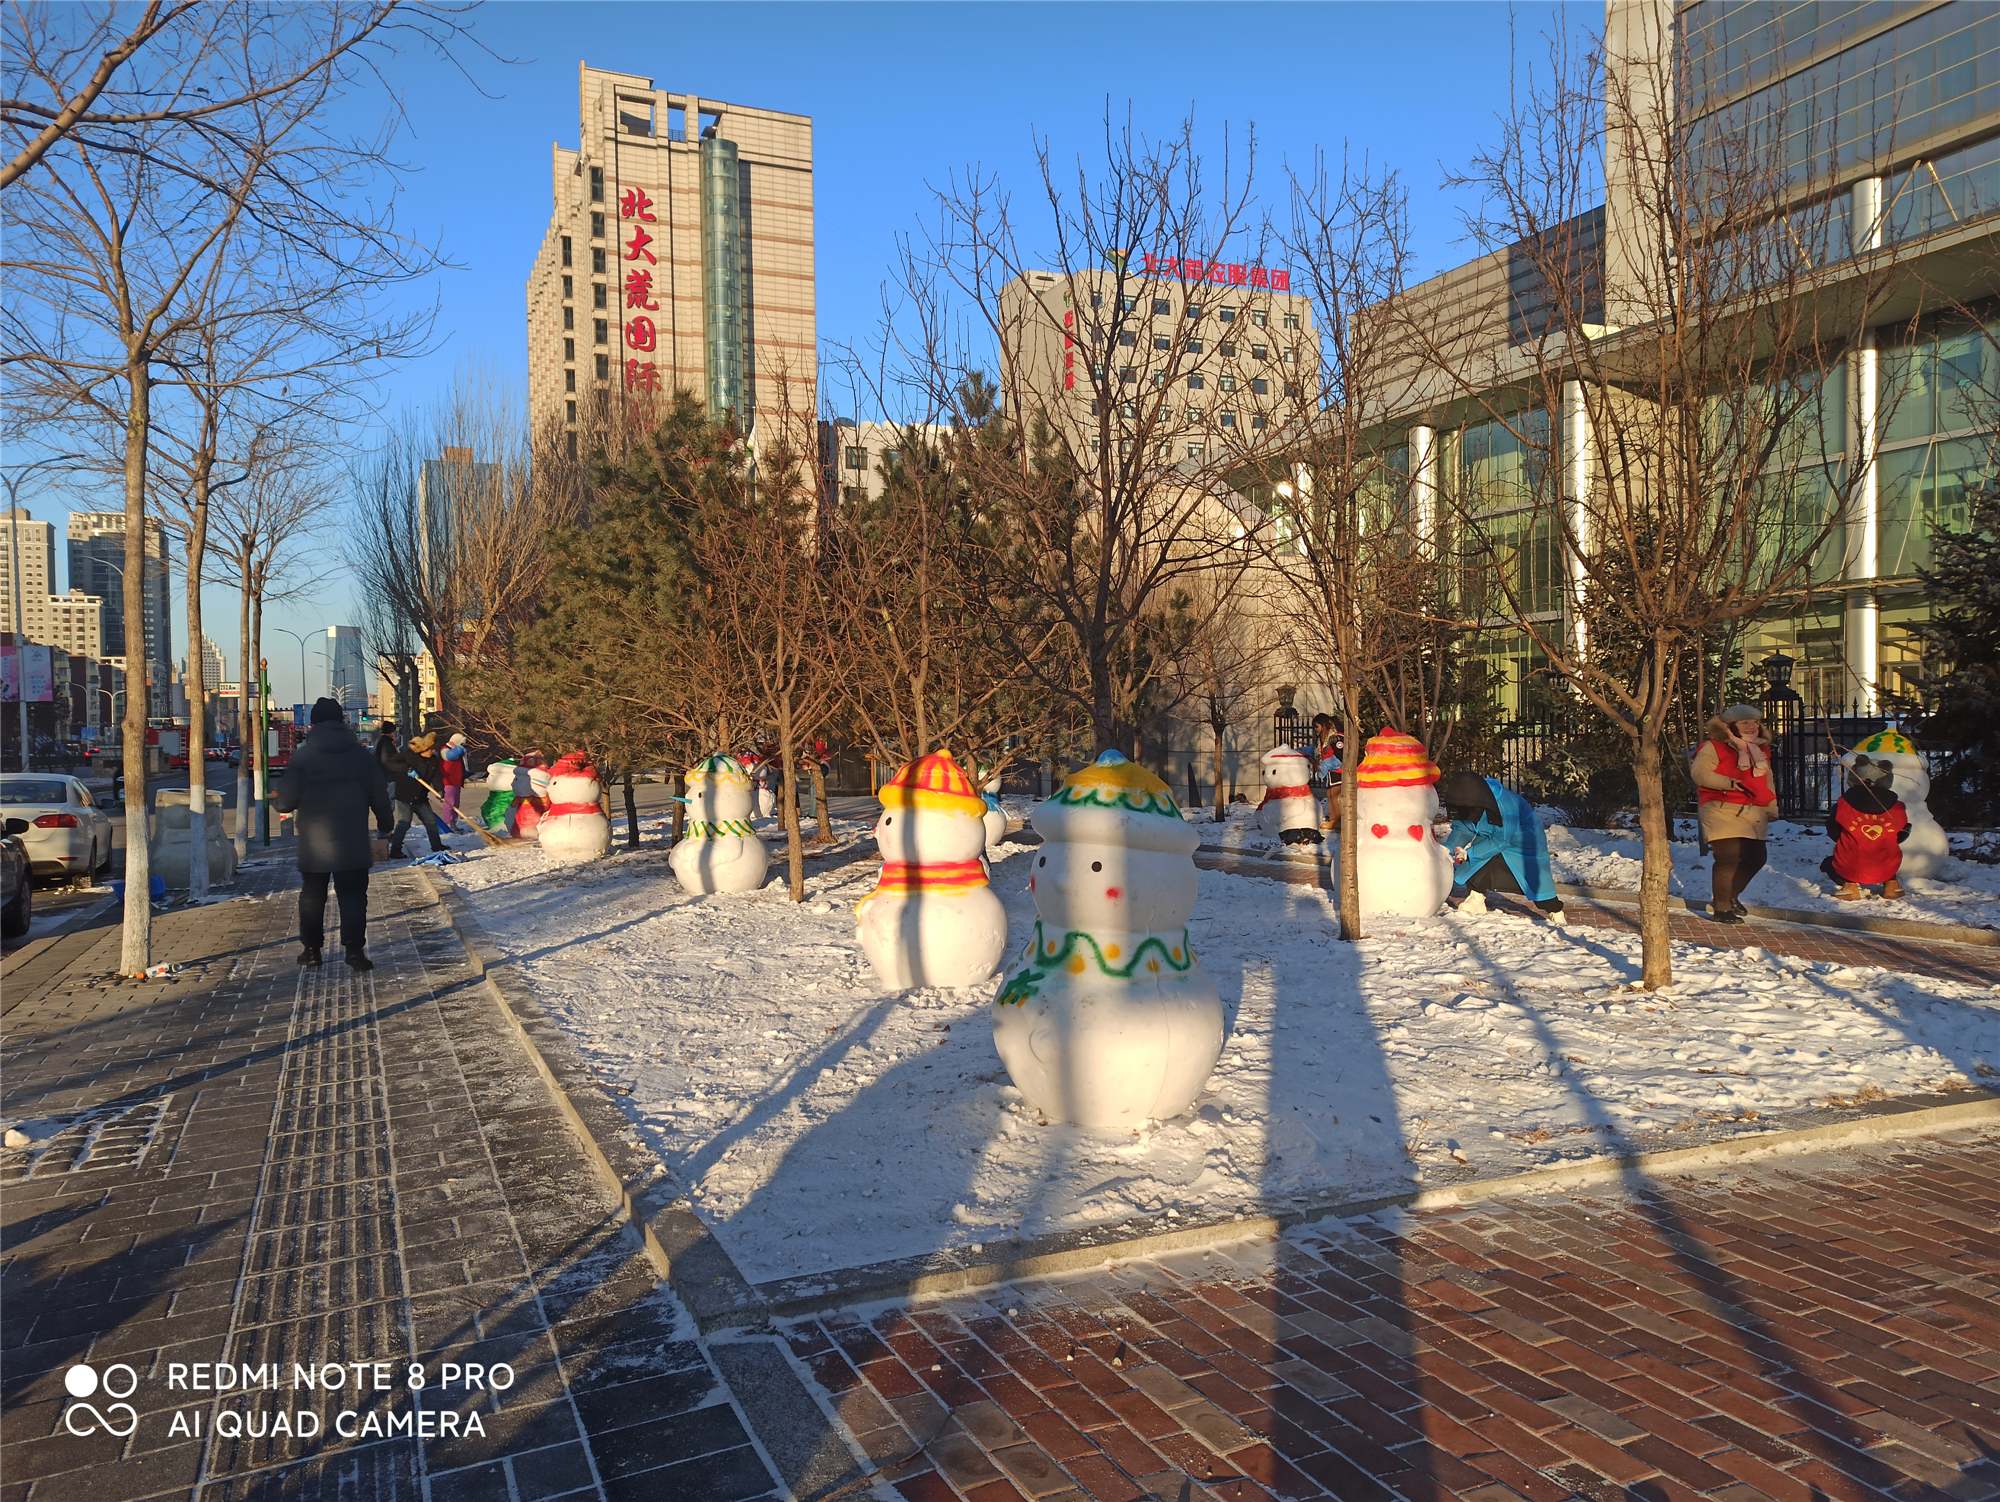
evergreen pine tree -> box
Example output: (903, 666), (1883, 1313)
(1896, 479), (2000, 821)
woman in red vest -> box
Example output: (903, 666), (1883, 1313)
(1690, 704), (1777, 924)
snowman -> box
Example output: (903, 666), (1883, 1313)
(480, 759), (520, 835)
(1352, 727), (1453, 918)
(539, 751), (611, 863)
(980, 768), (1008, 849)
(1257, 746), (1321, 845)
(993, 751), (1223, 1132)
(1845, 729), (1949, 878)
(856, 751), (1007, 989)
(669, 754), (770, 894)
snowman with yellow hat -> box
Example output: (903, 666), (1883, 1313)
(1842, 729), (1949, 878)
(670, 754), (770, 894)
(857, 751), (1007, 989)
(1353, 727), (1454, 918)
(993, 751), (1223, 1131)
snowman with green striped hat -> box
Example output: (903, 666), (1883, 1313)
(1842, 729), (1948, 878)
(669, 753), (770, 894)
(993, 751), (1223, 1131)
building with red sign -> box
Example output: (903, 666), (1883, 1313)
(526, 65), (816, 448)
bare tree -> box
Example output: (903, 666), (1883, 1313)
(1397, 17), (1910, 987)
(1157, 566), (1284, 821)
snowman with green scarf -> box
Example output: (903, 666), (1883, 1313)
(992, 751), (1223, 1131)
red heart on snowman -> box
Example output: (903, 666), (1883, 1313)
(1408, 825), (1424, 840)
(1370, 823), (1388, 839)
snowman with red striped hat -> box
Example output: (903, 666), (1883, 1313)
(1353, 727), (1454, 918)
(856, 751), (1007, 990)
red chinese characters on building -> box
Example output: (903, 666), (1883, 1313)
(618, 184), (661, 397)
(1138, 253), (1288, 292)
(1062, 306), (1076, 390)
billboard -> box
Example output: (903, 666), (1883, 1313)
(0, 642), (54, 702)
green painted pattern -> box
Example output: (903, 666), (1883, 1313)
(1050, 781), (1182, 818)
(685, 819), (756, 838)
(995, 921), (1194, 1007)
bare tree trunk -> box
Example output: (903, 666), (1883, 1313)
(622, 769), (639, 850)
(778, 733), (805, 901)
(251, 588), (266, 845)
(184, 487), (210, 903)
(669, 770), (686, 843)
(1210, 717), (1228, 822)
(1337, 701), (1363, 942)
(234, 566), (252, 860)
(810, 758), (832, 845)
(1632, 728), (1672, 991)
(118, 362), (153, 974)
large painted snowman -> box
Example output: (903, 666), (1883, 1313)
(539, 751), (612, 863)
(1258, 746), (1321, 845)
(670, 754), (769, 894)
(1846, 729), (1949, 878)
(993, 751), (1224, 1132)
(855, 751), (1007, 989)
(1353, 727), (1454, 918)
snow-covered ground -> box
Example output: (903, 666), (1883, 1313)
(442, 830), (2000, 1285)
(1190, 804), (2000, 931)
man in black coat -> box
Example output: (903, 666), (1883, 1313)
(274, 698), (394, 970)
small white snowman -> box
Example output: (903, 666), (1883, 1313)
(993, 750), (1223, 1132)
(980, 768), (1008, 849)
(856, 751), (1007, 989)
(1352, 727), (1454, 918)
(1845, 729), (1950, 878)
(480, 759), (520, 834)
(1257, 746), (1321, 846)
(538, 751), (611, 863)
(669, 754), (770, 894)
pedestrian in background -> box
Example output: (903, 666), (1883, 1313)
(1691, 704), (1777, 923)
(388, 731), (448, 858)
(273, 698), (392, 970)
(439, 732), (468, 828)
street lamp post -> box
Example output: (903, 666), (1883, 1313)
(267, 626), (312, 719)
(3, 452), (89, 771)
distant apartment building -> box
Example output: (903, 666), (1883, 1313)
(3, 509), (114, 731)
(819, 419), (954, 506)
(67, 511), (171, 715)
(526, 64), (816, 448)
(325, 625), (368, 714)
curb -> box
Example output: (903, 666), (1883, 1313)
(1195, 845), (1998, 948)
(417, 865), (1999, 1332)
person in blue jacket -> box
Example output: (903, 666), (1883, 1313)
(1437, 770), (1565, 923)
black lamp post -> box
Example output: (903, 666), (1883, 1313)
(1761, 650), (1799, 701)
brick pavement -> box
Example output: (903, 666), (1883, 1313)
(0, 868), (783, 1501)
(780, 1126), (2000, 1502)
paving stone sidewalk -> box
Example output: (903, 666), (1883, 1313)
(0, 869), (783, 1501)
(780, 1126), (2000, 1502)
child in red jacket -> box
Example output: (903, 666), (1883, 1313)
(1823, 756), (1910, 901)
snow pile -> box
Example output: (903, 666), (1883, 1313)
(1547, 821), (2000, 930)
(443, 839), (2000, 1284)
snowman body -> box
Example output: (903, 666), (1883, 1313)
(670, 755), (769, 894)
(1847, 734), (1948, 878)
(1257, 747), (1320, 845)
(981, 772), (1008, 848)
(993, 751), (1223, 1132)
(1355, 782), (1454, 916)
(539, 755), (611, 863)
(857, 753), (1006, 989)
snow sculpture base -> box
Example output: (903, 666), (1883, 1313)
(858, 887), (1007, 990)
(149, 789), (237, 887)
(994, 923), (1223, 1132)
(542, 817), (611, 863)
(671, 833), (768, 894)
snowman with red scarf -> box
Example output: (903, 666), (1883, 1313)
(1257, 746), (1321, 845)
(539, 751), (611, 863)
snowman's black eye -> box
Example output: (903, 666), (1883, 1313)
(884, 815), (892, 825)
(1038, 856), (1046, 867)
(1091, 861), (1102, 872)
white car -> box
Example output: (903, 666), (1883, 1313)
(0, 773), (115, 883)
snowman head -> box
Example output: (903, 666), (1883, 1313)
(548, 752), (601, 803)
(1261, 747), (1311, 790)
(1353, 727), (1442, 826)
(485, 760), (517, 792)
(686, 754), (755, 822)
(874, 751), (988, 865)
(1029, 751), (1198, 932)
(1847, 729), (1928, 802)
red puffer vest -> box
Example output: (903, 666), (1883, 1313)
(1698, 737), (1776, 807)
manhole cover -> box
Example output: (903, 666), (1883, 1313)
(0, 1095), (173, 1179)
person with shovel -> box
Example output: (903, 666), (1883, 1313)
(386, 730), (448, 859)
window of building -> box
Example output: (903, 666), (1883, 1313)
(1152, 298), (1171, 317)
(1118, 330), (1136, 347)
(1220, 412), (1237, 429)
(1090, 361), (1106, 379)
(1119, 367), (1135, 384)
(845, 446), (866, 470)
(589, 166), (603, 202)
(562, 275), (572, 299)
(1284, 382), (1299, 398)
(565, 369), (575, 392)
(564, 338), (574, 361)
(883, 448), (901, 467)
(1220, 374), (1236, 393)
(593, 283), (606, 309)
(595, 353), (609, 380)
(1282, 312), (1301, 331)
(1151, 371), (1165, 388)
(1119, 402), (1137, 419)
(1090, 292), (1103, 308)
(1187, 443), (1206, 460)
(1187, 373), (1205, 390)
(1219, 307), (1236, 324)
(1252, 414), (1268, 430)
(1220, 341), (1236, 357)
(1251, 308), (1268, 327)
(594, 319), (607, 345)
(561, 236), (572, 267)
(1186, 304), (1202, 321)
(1119, 295), (1137, 313)
(1153, 335), (1170, 351)
(563, 306), (573, 330)
(592, 248), (605, 274)
(591, 212), (604, 239)
(1251, 377), (1268, 395)
(1188, 338), (1203, 354)
(1252, 343), (1269, 360)
(567, 400), (576, 425)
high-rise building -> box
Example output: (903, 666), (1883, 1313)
(4, 509), (112, 729)
(526, 64), (816, 445)
(196, 634), (225, 697)
(66, 511), (170, 714)
(325, 625), (367, 714)
(414, 447), (498, 589)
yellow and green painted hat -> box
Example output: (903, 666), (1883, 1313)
(1854, 729), (1917, 756)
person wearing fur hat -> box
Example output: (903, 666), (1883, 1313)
(386, 730), (447, 859)
(1822, 755), (1909, 901)
(1691, 704), (1777, 923)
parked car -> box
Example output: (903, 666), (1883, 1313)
(0, 774), (115, 882)
(1, 817), (30, 940)
(205, 746), (238, 767)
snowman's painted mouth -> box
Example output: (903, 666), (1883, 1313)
(1104, 886), (1123, 898)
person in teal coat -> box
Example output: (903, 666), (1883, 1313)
(1438, 770), (1565, 922)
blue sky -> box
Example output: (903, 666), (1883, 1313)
(31, 0), (1572, 706)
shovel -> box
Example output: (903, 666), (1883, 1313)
(413, 775), (506, 848)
